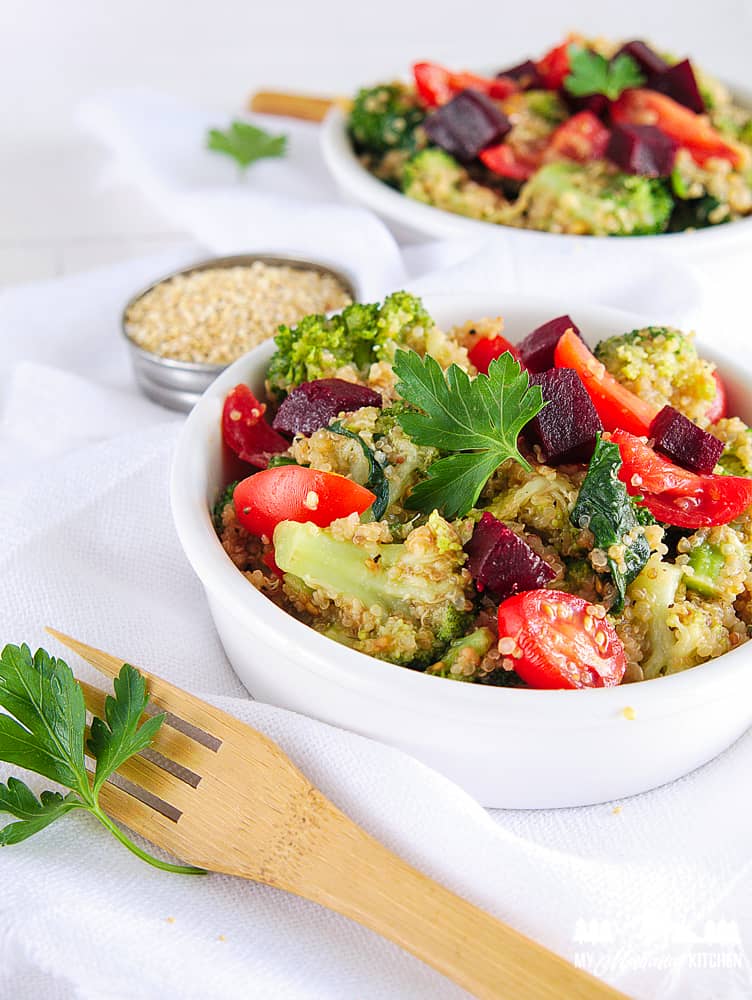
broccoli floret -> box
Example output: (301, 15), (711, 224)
(522, 90), (569, 124)
(594, 326), (717, 424)
(402, 148), (510, 224)
(349, 84), (425, 153)
(266, 293), (435, 396)
(426, 627), (496, 681)
(510, 162), (673, 236)
(212, 480), (239, 532)
(273, 512), (473, 667)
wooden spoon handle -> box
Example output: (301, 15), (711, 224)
(299, 803), (627, 1000)
(248, 90), (350, 122)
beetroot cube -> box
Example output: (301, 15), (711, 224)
(648, 59), (705, 114)
(606, 124), (678, 177)
(650, 405), (725, 474)
(527, 368), (602, 464)
(614, 40), (669, 77)
(272, 379), (382, 437)
(423, 89), (511, 161)
(518, 315), (582, 373)
(465, 512), (555, 600)
(566, 93), (609, 118)
(495, 59), (541, 89)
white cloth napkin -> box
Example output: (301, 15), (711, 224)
(1, 253), (752, 1000)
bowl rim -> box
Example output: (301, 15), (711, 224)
(121, 251), (360, 374)
(320, 80), (752, 247)
(170, 293), (752, 724)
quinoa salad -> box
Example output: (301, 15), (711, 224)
(212, 292), (752, 689)
(347, 36), (752, 236)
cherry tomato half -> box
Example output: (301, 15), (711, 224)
(468, 335), (522, 375)
(705, 370), (728, 423)
(222, 384), (289, 468)
(609, 429), (752, 528)
(233, 466), (376, 540)
(535, 41), (571, 90)
(554, 329), (658, 437)
(545, 111), (611, 163)
(497, 590), (626, 689)
(611, 89), (743, 168)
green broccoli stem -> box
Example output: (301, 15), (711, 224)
(685, 542), (725, 599)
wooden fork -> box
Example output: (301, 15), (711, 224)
(47, 628), (626, 1000)
(248, 90), (348, 121)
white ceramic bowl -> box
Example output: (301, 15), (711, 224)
(320, 94), (752, 252)
(170, 295), (752, 808)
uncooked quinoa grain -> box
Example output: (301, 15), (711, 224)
(124, 263), (352, 365)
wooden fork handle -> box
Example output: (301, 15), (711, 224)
(247, 89), (350, 122)
(300, 807), (626, 1000)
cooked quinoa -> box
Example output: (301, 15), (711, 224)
(124, 262), (352, 365)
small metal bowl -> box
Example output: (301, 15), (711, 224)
(121, 253), (358, 412)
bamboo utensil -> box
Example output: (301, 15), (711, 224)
(47, 627), (626, 1000)
(248, 90), (348, 122)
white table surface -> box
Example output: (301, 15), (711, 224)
(1, 0), (750, 288)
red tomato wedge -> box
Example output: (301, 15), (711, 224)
(705, 370), (728, 423)
(413, 61), (519, 107)
(611, 89), (743, 168)
(608, 429), (752, 528)
(222, 384), (289, 468)
(497, 590), (626, 689)
(413, 62), (454, 107)
(535, 41), (571, 90)
(468, 335), (522, 374)
(479, 143), (538, 180)
(545, 111), (611, 163)
(554, 328), (658, 436)
(233, 467), (376, 540)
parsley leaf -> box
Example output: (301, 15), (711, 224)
(0, 644), (204, 874)
(564, 45), (645, 101)
(0, 778), (80, 845)
(392, 350), (545, 518)
(571, 434), (651, 613)
(207, 120), (287, 170)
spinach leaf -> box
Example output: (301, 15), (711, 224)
(571, 434), (650, 613)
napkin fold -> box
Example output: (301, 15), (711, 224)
(0, 256), (751, 1000)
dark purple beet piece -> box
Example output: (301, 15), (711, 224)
(650, 405), (724, 474)
(495, 59), (541, 89)
(465, 513), (556, 599)
(517, 315), (582, 373)
(423, 89), (511, 161)
(565, 93), (609, 118)
(648, 59), (705, 114)
(606, 123), (678, 177)
(272, 379), (382, 437)
(614, 40), (668, 77)
(527, 368), (602, 465)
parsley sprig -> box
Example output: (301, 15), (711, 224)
(207, 119), (287, 170)
(564, 45), (645, 101)
(0, 644), (204, 874)
(393, 350), (545, 518)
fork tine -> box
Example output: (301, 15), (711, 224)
(94, 775), (197, 863)
(47, 628), (236, 741)
(78, 678), (217, 774)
